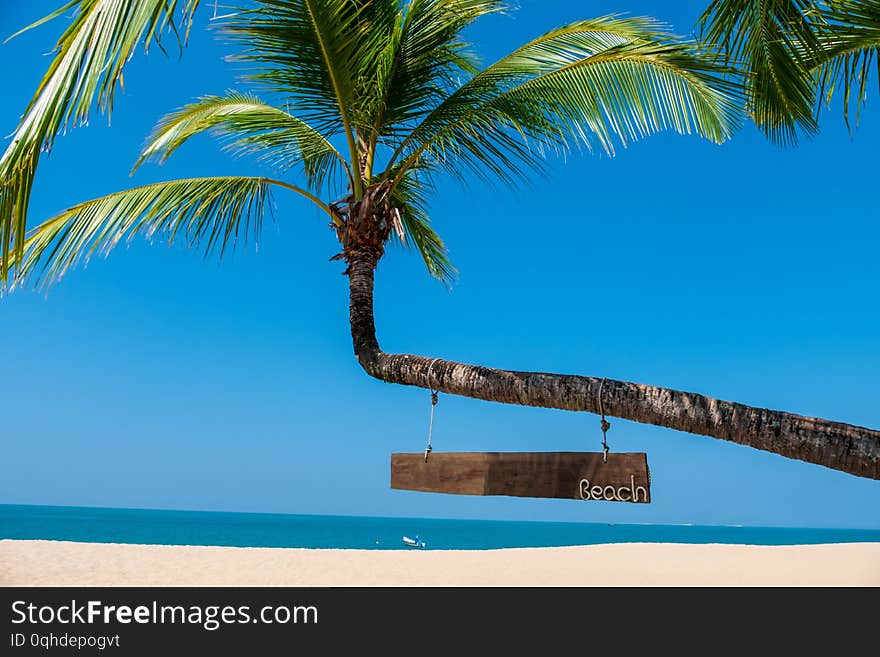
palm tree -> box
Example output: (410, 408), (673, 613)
(1, 0), (877, 480)
(699, 0), (880, 144)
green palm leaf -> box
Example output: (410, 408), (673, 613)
(4, 176), (272, 290)
(135, 91), (352, 191)
(223, 0), (387, 194)
(815, 0), (880, 129)
(0, 0), (200, 280)
(698, 0), (824, 145)
(224, 0), (358, 125)
(362, 0), (503, 159)
(389, 172), (455, 282)
(389, 16), (742, 187)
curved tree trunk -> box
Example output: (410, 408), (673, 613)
(347, 253), (880, 480)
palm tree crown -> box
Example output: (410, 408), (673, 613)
(2, 0), (742, 288)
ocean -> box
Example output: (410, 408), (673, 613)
(1, 505), (877, 550)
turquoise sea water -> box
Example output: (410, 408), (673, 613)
(1, 505), (878, 550)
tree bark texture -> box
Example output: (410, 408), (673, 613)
(347, 253), (879, 480)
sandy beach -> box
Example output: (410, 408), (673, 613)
(1, 540), (878, 586)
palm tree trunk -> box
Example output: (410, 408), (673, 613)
(347, 253), (880, 480)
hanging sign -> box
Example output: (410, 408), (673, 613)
(391, 452), (651, 503)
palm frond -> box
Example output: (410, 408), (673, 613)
(698, 0), (824, 145)
(222, 0), (387, 192)
(3, 176), (272, 290)
(135, 91), (351, 191)
(815, 0), (880, 129)
(390, 173), (455, 283)
(223, 0), (359, 125)
(0, 0), (200, 281)
(389, 16), (742, 187)
(364, 0), (504, 145)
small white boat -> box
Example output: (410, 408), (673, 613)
(402, 534), (426, 548)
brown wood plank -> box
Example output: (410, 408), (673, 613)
(391, 452), (650, 503)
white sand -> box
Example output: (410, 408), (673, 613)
(2, 540), (878, 586)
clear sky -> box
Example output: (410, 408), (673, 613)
(1, 0), (878, 529)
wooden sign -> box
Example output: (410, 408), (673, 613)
(391, 452), (651, 503)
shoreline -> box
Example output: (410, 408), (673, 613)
(2, 539), (878, 586)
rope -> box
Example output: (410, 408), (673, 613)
(425, 390), (438, 462)
(425, 358), (440, 462)
(598, 377), (611, 463)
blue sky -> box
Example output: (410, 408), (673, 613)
(1, 0), (878, 528)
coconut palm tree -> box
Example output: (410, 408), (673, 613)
(699, 0), (880, 144)
(0, 0), (877, 480)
